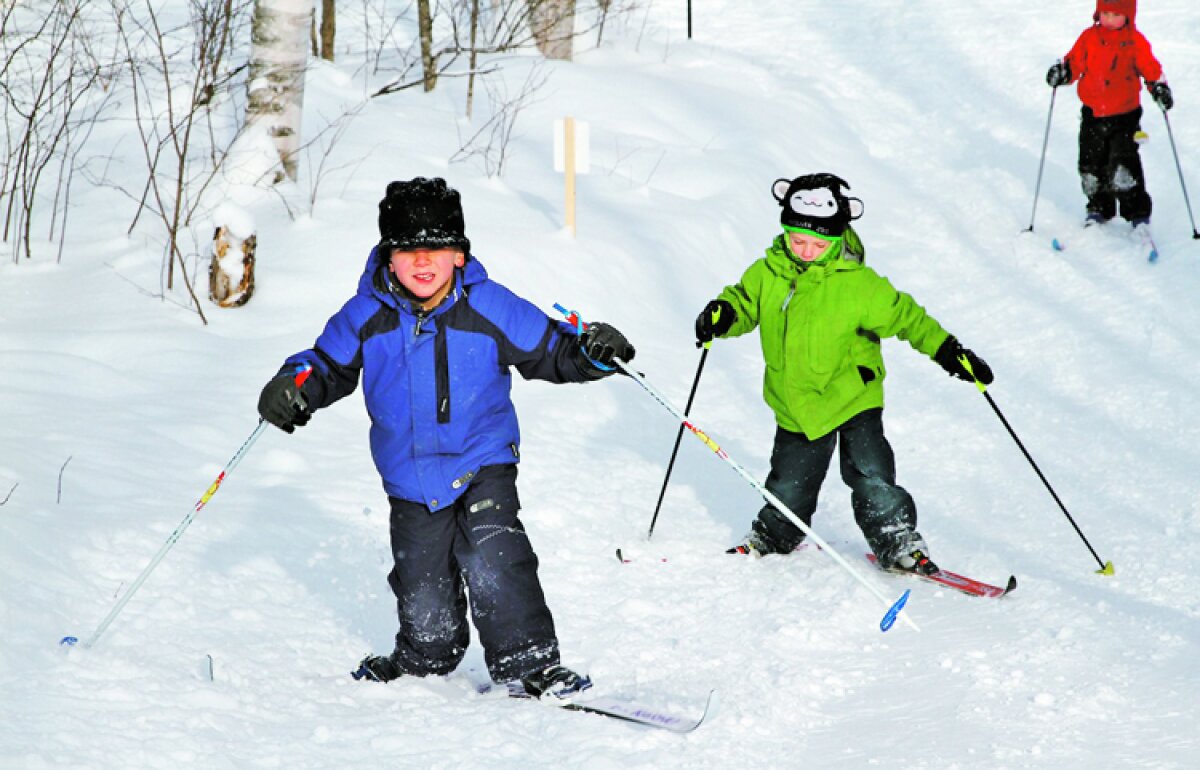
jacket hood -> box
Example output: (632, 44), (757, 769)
(1094, 0), (1136, 25)
(357, 245), (487, 306)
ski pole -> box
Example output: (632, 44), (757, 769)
(646, 344), (710, 539)
(554, 304), (917, 632)
(62, 365), (313, 649)
(958, 355), (1113, 575)
(1161, 109), (1200, 239)
(1025, 85), (1058, 232)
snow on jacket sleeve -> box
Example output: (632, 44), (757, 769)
(280, 294), (377, 411)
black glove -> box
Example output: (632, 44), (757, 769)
(1149, 81), (1173, 110)
(580, 322), (635, 368)
(694, 299), (736, 346)
(1046, 61), (1071, 88)
(933, 336), (994, 385)
(257, 373), (311, 433)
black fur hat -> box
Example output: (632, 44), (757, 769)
(771, 173), (864, 238)
(378, 177), (471, 254)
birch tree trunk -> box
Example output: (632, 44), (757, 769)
(466, 0), (479, 117)
(528, 0), (575, 61)
(246, 0), (311, 182)
(319, 0), (335, 62)
(417, 0), (436, 92)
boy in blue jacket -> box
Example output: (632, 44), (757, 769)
(257, 178), (634, 699)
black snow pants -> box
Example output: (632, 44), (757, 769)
(751, 408), (924, 566)
(385, 463), (558, 683)
(1078, 105), (1152, 223)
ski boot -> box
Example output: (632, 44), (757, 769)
(512, 664), (593, 700)
(726, 527), (799, 557)
(889, 547), (940, 577)
(725, 531), (770, 556)
(352, 652), (406, 682)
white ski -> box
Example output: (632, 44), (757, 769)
(1134, 222), (1160, 263)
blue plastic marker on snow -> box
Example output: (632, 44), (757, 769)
(880, 589), (911, 633)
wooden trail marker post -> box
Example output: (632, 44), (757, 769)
(554, 116), (590, 237)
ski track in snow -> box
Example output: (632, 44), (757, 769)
(2, 1), (1199, 767)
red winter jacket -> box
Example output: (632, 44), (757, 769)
(1063, 19), (1163, 118)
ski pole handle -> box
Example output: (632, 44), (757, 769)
(957, 353), (989, 394)
(292, 364), (313, 389)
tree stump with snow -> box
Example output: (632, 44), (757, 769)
(209, 226), (257, 308)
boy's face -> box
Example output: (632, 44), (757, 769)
(1099, 11), (1127, 30)
(389, 247), (465, 308)
(788, 231), (834, 263)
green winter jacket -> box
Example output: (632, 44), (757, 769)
(717, 234), (950, 440)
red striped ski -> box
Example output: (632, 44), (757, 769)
(866, 554), (1016, 598)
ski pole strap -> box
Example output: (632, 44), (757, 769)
(293, 363), (313, 388)
(957, 353), (988, 393)
(552, 302), (615, 372)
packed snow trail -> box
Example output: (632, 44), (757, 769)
(2, 1), (1198, 768)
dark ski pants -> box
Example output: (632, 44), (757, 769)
(751, 408), (923, 565)
(1078, 106), (1152, 223)
(385, 464), (559, 683)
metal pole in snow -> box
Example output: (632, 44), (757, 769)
(63, 366), (312, 649)
(615, 357), (918, 631)
(552, 304), (918, 632)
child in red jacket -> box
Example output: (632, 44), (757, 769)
(1046, 0), (1173, 229)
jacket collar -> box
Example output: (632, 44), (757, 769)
(764, 234), (846, 279)
(359, 246), (489, 315)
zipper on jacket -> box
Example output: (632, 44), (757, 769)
(781, 278), (797, 312)
(414, 309), (427, 337)
(779, 277), (796, 379)
(435, 322), (450, 424)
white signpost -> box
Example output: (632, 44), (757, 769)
(554, 116), (590, 237)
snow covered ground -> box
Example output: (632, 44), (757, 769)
(3, 1), (1199, 767)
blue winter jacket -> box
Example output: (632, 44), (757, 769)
(281, 249), (607, 511)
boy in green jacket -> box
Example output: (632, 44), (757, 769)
(695, 173), (992, 574)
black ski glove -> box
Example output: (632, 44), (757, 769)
(1149, 81), (1174, 111)
(579, 322), (636, 368)
(258, 372), (311, 433)
(1046, 61), (1071, 88)
(695, 299), (736, 346)
(933, 336), (994, 385)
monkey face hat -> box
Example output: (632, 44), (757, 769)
(772, 173), (864, 238)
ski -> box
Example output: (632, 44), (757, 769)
(1134, 223), (1160, 263)
(866, 554), (1017, 598)
(556, 690), (715, 733)
(361, 666), (714, 733)
(1049, 224), (1159, 263)
(614, 547), (668, 564)
(477, 680), (714, 733)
